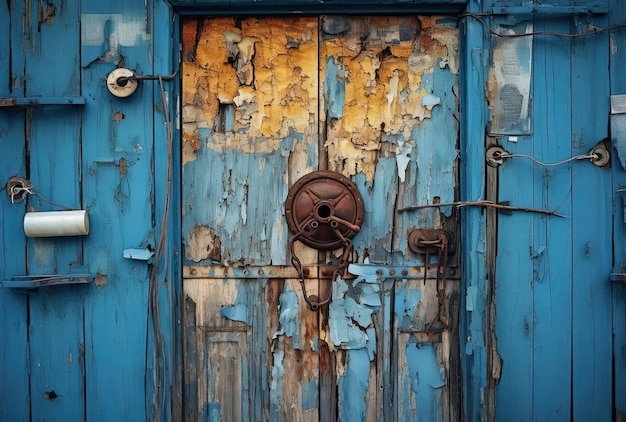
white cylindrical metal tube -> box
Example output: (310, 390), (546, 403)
(23, 210), (90, 237)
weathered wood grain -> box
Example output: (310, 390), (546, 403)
(81, 2), (154, 420)
(571, 15), (613, 419)
(0, 2), (29, 419)
(20, 1), (86, 419)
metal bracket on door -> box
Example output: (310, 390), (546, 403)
(285, 171), (364, 311)
(408, 228), (451, 333)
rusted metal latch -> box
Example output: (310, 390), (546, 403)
(285, 171), (364, 311)
(408, 228), (451, 333)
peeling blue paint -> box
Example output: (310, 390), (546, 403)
(338, 349), (370, 421)
(422, 93), (441, 108)
(411, 64), (458, 218)
(329, 277), (381, 349)
(220, 283), (249, 324)
(404, 341), (445, 421)
(183, 132), (311, 266)
(203, 402), (221, 422)
(465, 285), (478, 311)
(351, 159), (399, 261)
(270, 349), (284, 419)
(324, 56), (345, 120)
(301, 371), (319, 411)
(394, 284), (422, 328)
(273, 283), (302, 350)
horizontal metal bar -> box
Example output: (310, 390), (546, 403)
(0, 97), (86, 107)
(183, 264), (460, 280)
(1, 275), (93, 289)
(610, 273), (626, 283)
(348, 263), (459, 280)
(116, 69), (179, 85)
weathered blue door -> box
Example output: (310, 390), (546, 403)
(181, 15), (461, 420)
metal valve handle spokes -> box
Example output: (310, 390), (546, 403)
(285, 171), (364, 311)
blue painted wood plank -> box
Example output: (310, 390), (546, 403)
(23, 1), (86, 420)
(81, 1), (153, 419)
(460, 1), (489, 419)
(570, 18), (613, 419)
(610, 0), (626, 417)
(494, 135), (534, 421)
(0, 1), (31, 418)
(401, 340), (444, 421)
(0, 3), (30, 417)
(531, 16), (572, 420)
(351, 160), (398, 263)
(182, 147), (294, 266)
(338, 349), (370, 421)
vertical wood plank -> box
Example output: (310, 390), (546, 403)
(23, 0), (86, 420)
(570, 15), (613, 419)
(460, 1), (489, 418)
(183, 296), (199, 421)
(0, 3), (29, 419)
(80, 2), (153, 419)
(610, 0), (626, 416)
(531, 17), (572, 420)
(492, 29), (535, 422)
(494, 134), (534, 420)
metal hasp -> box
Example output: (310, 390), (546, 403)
(285, 171), (364, 311)
(408, 228), (451, 333)
(106, 68), (178, 98)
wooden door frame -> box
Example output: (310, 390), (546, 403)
(155, 1), (490, 420)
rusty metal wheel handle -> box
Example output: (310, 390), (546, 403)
(285, 171), (364, 310)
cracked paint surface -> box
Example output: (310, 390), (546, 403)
(182, 17), (318, 161)
(181, 15), (460, 420)
(321, 16), (459, 181)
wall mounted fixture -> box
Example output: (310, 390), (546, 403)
(106, 68), (178, 98)
(285, 171), (364, 311)
(23, 210), (89, 237)
(485, 139), (610, 168)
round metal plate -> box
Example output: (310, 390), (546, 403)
(285, 171), (364, 250)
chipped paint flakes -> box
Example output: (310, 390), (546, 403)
(329, 277), (381, 351)
(185, 226), (222, 262)
(395, 139), (414, 183)
(182, 17), (318, 159)
(272, 283), (302, 350)
(322, 16), (458, 180)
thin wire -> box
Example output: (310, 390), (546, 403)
(150, 76), (172, 422)
(461, 12), (626, 38)
(499, 152), (598, 167)
(31, 193), (74, 210)
(10, 184), (74, 210)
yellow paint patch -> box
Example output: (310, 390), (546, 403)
(182, 17), (318, 160)
(182, 16), (458, 182)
